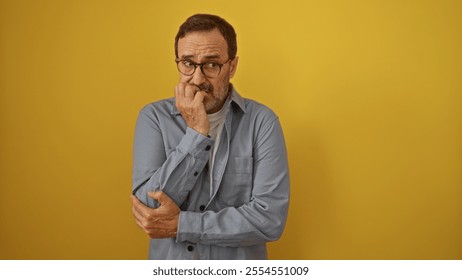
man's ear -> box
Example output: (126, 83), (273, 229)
(229, 56), (239, 79)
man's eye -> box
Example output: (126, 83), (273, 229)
(204, 62), (219, 69)
(182, 61), (194, 67)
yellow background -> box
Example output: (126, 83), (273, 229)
(1, 0), (461, 259)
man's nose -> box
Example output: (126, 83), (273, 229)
(191, 66), (206, 84)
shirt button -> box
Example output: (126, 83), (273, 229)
(194, 171), (198, 176)
(205, 145), (211, 151)
(199, 205), (205, 211)
(187, 245), (194, 252)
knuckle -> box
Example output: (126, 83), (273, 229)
(142, 221), (151, 228)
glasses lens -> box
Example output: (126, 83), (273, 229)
(177, 61), (195, 75)
(202, 63), (221, 78)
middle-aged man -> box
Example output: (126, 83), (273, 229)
(131, 14), (290, 259)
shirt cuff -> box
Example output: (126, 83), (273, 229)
(177, 211), (202, 243)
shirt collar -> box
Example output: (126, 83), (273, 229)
(229, 85), (246, 113)
(171, 84), (246, 115)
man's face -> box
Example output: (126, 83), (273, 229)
(177, 29), (238, 114)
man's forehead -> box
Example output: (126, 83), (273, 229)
(177, 29), (228, 59)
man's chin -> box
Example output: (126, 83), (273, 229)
(204, 102), (219, 114)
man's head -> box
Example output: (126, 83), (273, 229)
(175, 14), (237, 61)
(175, 14), (239, 113)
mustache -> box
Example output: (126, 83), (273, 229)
(195, 83), (213, 93)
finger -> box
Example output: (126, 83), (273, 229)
(148, 191), (165, 205)
(134, 214), (155, 231)
(186, 83), (201, 91)
(131, 204), (146, 226)
(132, 203), (145, 220)
(175, 89), (183, 111)
(131, 194), (142, 206)
(177, 83), (194, 112)
(134, 216), (144, 229)
(134, 216), (154, 232)
(132, 204), (158, 230)
(193, 91), (206, 107)
(184, 84), (199, 100)
(184, 87), (194, 99)
(175, 83), (187, 105)
(175, 83), (187, 97)
(131, 195), (150, 217)
(131, 194), (140, 207)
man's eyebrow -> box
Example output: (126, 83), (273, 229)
(180, 55), (195, 60)
(180, 54), (222, 61)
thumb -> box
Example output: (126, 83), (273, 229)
(148, 191), (169, 205)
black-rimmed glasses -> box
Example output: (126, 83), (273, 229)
(175, 58), (232, 78)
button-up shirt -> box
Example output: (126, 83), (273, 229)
(132, 86), (290, 259)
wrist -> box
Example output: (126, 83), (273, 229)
(193, 126), (209, 136)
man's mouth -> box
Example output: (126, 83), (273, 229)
(197, 83), (213, 93)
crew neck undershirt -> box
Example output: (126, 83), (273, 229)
(207, 98), (230, 197)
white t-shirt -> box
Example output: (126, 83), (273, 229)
(207, 100), (229, 196)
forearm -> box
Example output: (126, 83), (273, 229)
(132, 111), (213, 207)
(177, 191), (289, 247)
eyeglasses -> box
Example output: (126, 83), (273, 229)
(175, 58), (232, 78)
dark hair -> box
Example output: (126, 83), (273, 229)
(175, 14), (237, 59)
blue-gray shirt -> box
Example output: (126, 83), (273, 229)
(132, 87), (290, 259)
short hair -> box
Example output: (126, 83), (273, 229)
(175, 14), (237, 59)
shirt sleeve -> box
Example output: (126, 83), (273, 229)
(177, 117), (290, 247)
(132, 108), (214, 208)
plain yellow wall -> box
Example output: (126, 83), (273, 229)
(1, 0), (461, 259)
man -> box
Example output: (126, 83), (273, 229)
(131, 14), (289, 260)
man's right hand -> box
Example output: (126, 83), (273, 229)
(174, 83), (210, 136)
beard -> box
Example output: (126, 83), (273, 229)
(197, 81), (230, 114)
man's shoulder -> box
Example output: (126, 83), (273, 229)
(139, 97), (176, 115)
(240, 97), (278, 121)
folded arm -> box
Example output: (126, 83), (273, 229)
(132, 109), (213, 208)
(177, 118), (290, 247)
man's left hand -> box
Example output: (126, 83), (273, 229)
(131, 192), (180, 239)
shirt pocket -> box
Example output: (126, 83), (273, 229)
(216, 156), (253, 207)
